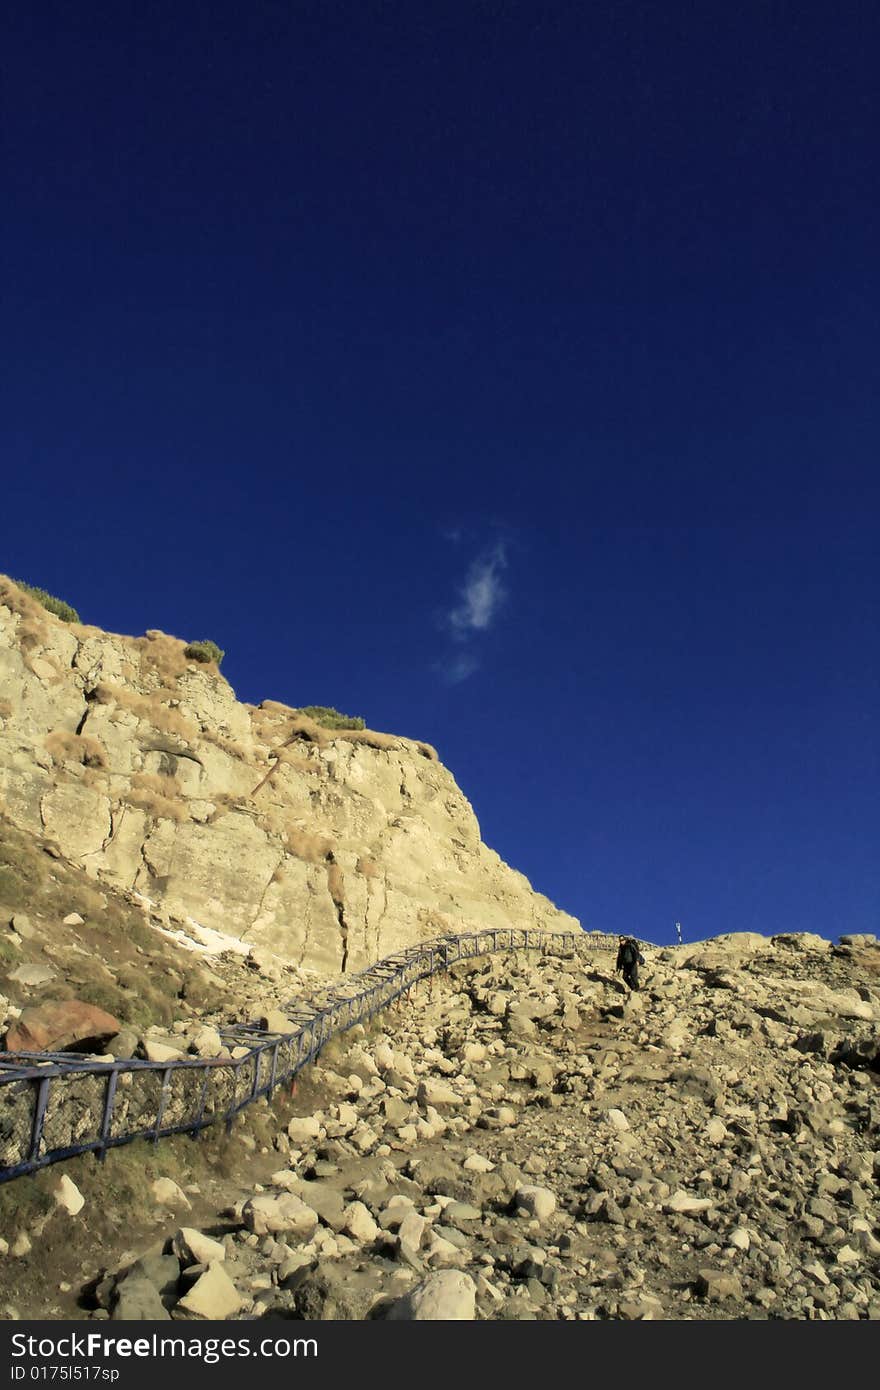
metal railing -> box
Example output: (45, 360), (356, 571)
(0, 927), (630, 1185)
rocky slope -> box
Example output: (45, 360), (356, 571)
(0, 576), (576, 976)
(2, 931), (878, 1320)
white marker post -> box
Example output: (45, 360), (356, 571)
(675, 920), (682, 946)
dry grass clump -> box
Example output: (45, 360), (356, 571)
(205, 792), (249, 823)
(18, 615), (48, 652)
(252, 705), (331, 748)
(286, 714), (330, 747)
(0, 576), (64, 644)
(275, 747), (318, 774)
(126, 771), (188, 823)
(0, 698), (12, 720)
(256, 699), (301, 717)
(286, 826), (333, 863)
(134, 632), (189, 687)
(126, 789), (187, 824)
(149, 703), (199, 741)
(251, 694), (438, 762)
(198, 728), (253, 762)
(334, 728), (401, 753)
(93, 683), (198, 742)
(254, 704), (438, 765)
(330, 727), (437, 759)
(253, 706), (434, 770)
(44, 730), (108, 769)
(91, 682), (123, 707)
(81, 765), (111, 793)
(326, 860), (344, 906)
(0, 575), (42, 620)
(0, 578), (74, 673)
(356, 856), (379, 878)
(132, 771), (181, 798)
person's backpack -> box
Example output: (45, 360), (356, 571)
(621, 939), (644, 968)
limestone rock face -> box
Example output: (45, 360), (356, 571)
(0, 579), (577, 974)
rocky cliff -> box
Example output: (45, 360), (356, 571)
(0, 577), (577, 975)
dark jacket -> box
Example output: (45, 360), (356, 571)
(616, 939), (645, 972)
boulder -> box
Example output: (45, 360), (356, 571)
(177, 1264), (244, 1319)
(514, 1184), (557, 1222)
(53, 1175), (85, 1216)
(242, 1194), (319, 1238)
(5, 999), (120, 1052)
(111, 1276), (170, 1321)
(386, 1270), (477, 1320)
(695, 1269), (744, 1302)
(151, 1178), (192, 1210)
(341, 1201), (379, 1244)
(172, 1228), (226, 1265)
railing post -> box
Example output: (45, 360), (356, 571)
(98, 1068), (120, 1160)
(153, 1066), (173, 1139)
(28, 1076), (51, 1165)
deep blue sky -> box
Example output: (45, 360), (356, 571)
(3, 3), (877, 944)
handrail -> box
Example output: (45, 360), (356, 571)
(0, 927), (643, 1184)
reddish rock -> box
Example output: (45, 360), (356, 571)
(4, 1000), (121, 1053)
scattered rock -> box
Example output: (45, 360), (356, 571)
(242, 1194), (319, 1238)
(386, 1271), (477, 1320)
(111, 1276), (170, 1321)
(53, 1175), (84, 1216)
(177, 1264), (244, 1319)
(172, 1228), (225, 1265)
(151, 1179), (192, 1210)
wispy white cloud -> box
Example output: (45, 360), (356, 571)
(439, 651), (480, 685)
(433, 539), (510, 684)
(447, 542), (508, 637)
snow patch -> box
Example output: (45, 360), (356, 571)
(133, 893), (251, 957)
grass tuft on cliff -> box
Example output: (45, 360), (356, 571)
(183, 639), (224, 667)
(294, 705), (365, 730)
(11, 579), (80, 624)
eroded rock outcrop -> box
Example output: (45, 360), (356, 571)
(0, 578), (576, 973)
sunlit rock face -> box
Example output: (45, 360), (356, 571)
(0, 578), (578, 973)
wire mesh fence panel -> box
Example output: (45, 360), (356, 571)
(253, 1046), (275, 1094)
(0, 1078), (35, 1168)
(276, 1035), (300, 1081)
(200, 1063), (239, 1122)
(157, 1066), (211, 1132)
(40, 1071), (107, 1155)
(108, 1068), (164, 1139)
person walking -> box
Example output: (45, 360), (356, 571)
(615, 935), (645, 991)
